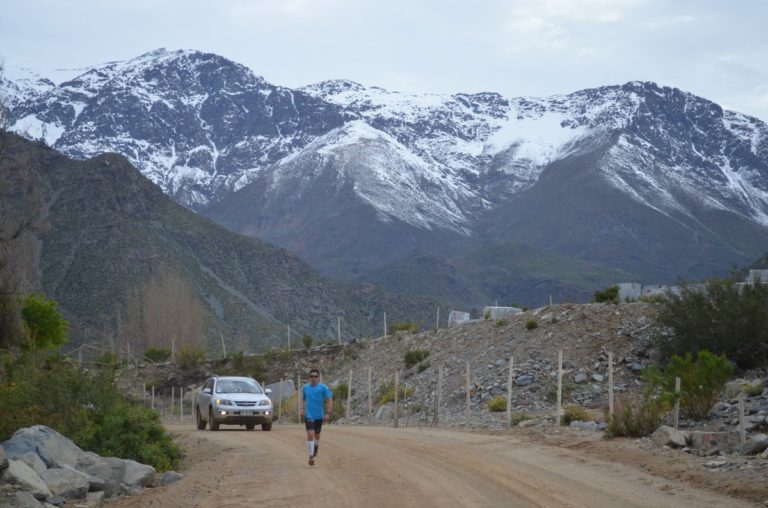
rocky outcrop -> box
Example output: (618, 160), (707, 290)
(0, 425), (179, 507)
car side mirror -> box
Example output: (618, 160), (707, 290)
(265, 388), (272, 394)
(203, 387), (212, 394)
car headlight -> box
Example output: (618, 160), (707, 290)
(257, 400), (271, 407)
(216, 399), (234, 406)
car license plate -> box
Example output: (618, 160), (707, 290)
(240, 410), (253, 416)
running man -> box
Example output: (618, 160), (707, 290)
(300, 369), (333, 466)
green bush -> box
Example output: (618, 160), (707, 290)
(486, 396), (507, 412)
(510, 412), (531, 426)
(0, 354), (179, 471)
(302, 334), (313, 349)
(655, 278), (768, 369)
(594, 285), (619, 304)
(525, 320), (538, 330)
(144, 348), (172, 363)
(644, 350), (734, 420)
(177, 345), (205, 370)
(391, 322), (419, 334)
(494, 318), (508, 327)
(562, 405), (590, 425)
(605, 397), (667, 437)
(85, 400), (180, 471)
(376, 381), (414, 404)
(404, 349), (430, 369)
(416, 361), (430, 373)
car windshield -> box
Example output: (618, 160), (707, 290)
(215, 379), (263, 394)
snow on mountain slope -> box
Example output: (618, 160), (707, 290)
(4, 49), (768, 242)
(269, 120), (479, 234)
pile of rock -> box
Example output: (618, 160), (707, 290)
(0, 425), (181, 508)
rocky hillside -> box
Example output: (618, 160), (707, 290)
(0, 134), (445, 352)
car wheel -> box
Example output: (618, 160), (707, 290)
(262, 422), (272, 431)
(245, 424), (255, 430)
(209, 408), (219, 431)
(195, 407), (206, 430)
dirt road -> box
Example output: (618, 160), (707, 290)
(109, 424), (758, 508)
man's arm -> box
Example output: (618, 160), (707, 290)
(299, 386), (305, 418)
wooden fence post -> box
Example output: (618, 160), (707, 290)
(346, 370), (352, 421)
(278, 378), (283, 422)
(506, 356), (514, 429)
(368, 366), (373, 425)
(608, 352), (614, 419)
(673, 377), (681, 430)
(297, 374), (301, 423)
(739, 393), (746, 445)
(556, 350), (563, 427)
(434, 364), (443, 427)
(466, 361), (471, 426)
(179, 387), (184, 422)
(394, 370), (399, 428)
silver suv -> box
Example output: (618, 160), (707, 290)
(195, 376), (273, 431)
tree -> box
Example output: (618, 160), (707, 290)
(141, 269), (206, 356)
(21, 293), (68, 351)
(655, 278), (768, 369)
(0, 67), (49, 348)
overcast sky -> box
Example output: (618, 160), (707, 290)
(1, 0), (767, 121)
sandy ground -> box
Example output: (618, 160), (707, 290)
(106, 423), (765, 508)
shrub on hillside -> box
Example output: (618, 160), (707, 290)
(510, 412), (532, 426)
(594, 285), (619, 304)
(144, 348), (172, 363)
(655, 278), (768, 369)
(177, 345), (205, 370)
(562, 405), (590, 425)
(0, 354), (179, 471)
(302, 334), (313, 349)
(486, 396), (507, 412)
(376, 380), (414, 405)
(404, 349), (430, 369)
(643, 350), (733, 420)
(605, 397), (667, 437)
(391, 322), (419, 334)
(525, 319), (538, 330)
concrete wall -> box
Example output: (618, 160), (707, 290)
(482, 306), (523, 320)
(448, 310), (471, 328)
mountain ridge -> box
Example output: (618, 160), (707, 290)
(4, 49), (768, 307)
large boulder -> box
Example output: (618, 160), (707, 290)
(741, 434), (768, 455)
(651, 425), (688, 448)
(20, 452), (47, 475)
(122, 459), (156, 488)
(0, 447), (7, 471)
(2, 426), (83, 468)
(76, 452), (125, 498)
(39, 468), (89, 500)
(0, 460), (52, 500)
(0, 491), (44, 508)
(689, 431), (741, 455)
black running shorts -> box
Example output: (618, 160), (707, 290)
(305, 418), (323, 433)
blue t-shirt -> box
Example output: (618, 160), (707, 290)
(303, 383), (332, 420)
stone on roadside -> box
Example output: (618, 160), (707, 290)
(741, 434), (768, 455)
(0, 460), (52, 500)
(2, 426), (83, 468)
(651, 425), (688, 448)
(39, 467), (90, 499)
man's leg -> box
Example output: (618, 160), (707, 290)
(313, 420), (323, 457)
(305, 421), (315, 465)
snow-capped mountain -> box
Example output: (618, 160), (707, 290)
(4, 49), (768, 295)
(4, 49), (348, 207)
